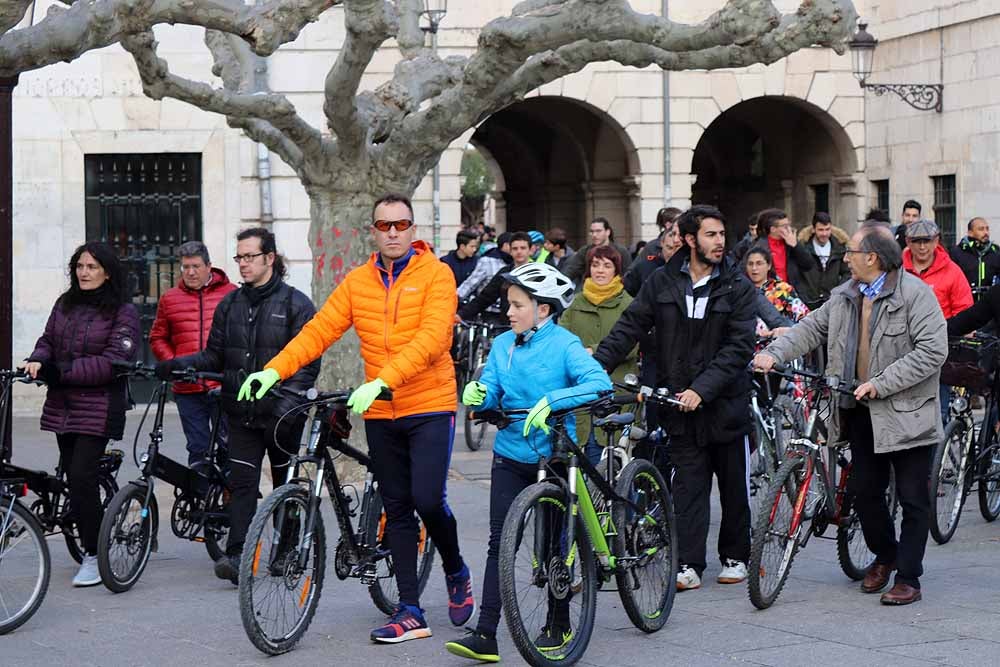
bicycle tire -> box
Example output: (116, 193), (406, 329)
(97, 482), (158, 593)
(365, 489), (437, 615)
(0, 499), (51, 635)
(500, 482), (597, 667)
(930, 419), (973, 544)
(239, 484), (325, 656)
(978, 443), (1000, 522)
(837, 465), (899, 580)
(463, 364), (489, 451)
(612, 459), (676, 633)
(203, 484), (230, 562)
(748, 456), (806, 610)
(64, 473), (118, 564)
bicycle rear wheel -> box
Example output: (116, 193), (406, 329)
(748, 456), (806, 610)
(202, 484), (230, 562)
(239, 484), (325, 655)
(63, 473), (118, 564)
(365, 489), (437, 615)
(0, 499), (50, 635)
(97, 482), (158, 593)
(463, 364), (489, 451)
(500, 482), (597, 667)
(612, 460), (676, 633)
(837, 463), (899, 580)
(930, 419), (973, 544)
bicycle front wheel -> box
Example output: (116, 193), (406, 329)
(612, 459), (676, 633)
(500, 482), (597, 667)
(0, 499), (50, 635)
(239, 484), (325, 656)
(97, 482), (158, 593)
(365, 489), (437, 615)
(64, 472), (118, 564)
(930, 419), (973, 544)
(748, 456), (806, 610)
(203, 483), (231, 563)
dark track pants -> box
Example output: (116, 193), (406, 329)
(56, 433), (110, 555)
(366, 413), (465, 607)
(670, 435), (751, 576)
(842, 406), (932, 588)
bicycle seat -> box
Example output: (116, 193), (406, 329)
(593, 413), (634, 429)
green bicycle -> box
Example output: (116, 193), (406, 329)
(482, 393), (677, 667)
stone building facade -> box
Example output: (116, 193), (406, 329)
(9, 0), (1000, 378)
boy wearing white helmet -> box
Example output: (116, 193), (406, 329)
(445, 262), (611, 663)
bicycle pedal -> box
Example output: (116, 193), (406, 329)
(359, 564), (378, 586)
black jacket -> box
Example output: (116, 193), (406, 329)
(949, 238), (1000, 294)
(623, 237), (664, 297)
(440, 250), (479, 288)
(594, 252), (756, 445)
(750, 236), (812, 294)
(799, 235), (851, 309)
(177, 273), (320, 426)
(458, 262), (513, 323)
(948, 284), (1000, 336)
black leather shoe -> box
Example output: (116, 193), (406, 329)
(214, 555), (239, 585)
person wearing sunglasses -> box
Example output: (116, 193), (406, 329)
(238, 193), (475, 645)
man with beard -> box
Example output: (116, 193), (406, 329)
(950, 217), (1000, 297)
(595, 205), (756, 591)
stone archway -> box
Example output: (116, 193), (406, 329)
(471, 96), (641, 250)
(691, 96), (859, 242)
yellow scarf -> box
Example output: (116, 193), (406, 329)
(583, 276), (624, 305)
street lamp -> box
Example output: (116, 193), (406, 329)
(420, 0), (447, 253)
(848, 22), (943, 113)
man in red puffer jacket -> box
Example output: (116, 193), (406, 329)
(150, 241), (237, 467)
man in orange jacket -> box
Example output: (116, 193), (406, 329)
(239, 193), (474, 644)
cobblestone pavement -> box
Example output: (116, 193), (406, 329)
(4, 411), (1000, 666)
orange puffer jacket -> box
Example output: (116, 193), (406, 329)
(265, 241), (457, 419)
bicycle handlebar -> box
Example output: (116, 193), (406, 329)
(111, 360), (224, 383)
(613, 375), (690, 409)
(770, 363), (858, 396)
(267, 383), (392, 403)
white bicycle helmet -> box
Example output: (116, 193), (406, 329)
(501, 262), (575, 314)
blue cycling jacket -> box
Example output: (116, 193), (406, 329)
(477, 319), (612, 464)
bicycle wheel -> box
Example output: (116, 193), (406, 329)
(837, 460), (900, 580)
(239, 484), (325, 656)
(64, 473), (118, 564)
(97, 483), (158, 593)
(612, 459), (676, 633)
(203, 484), (230, 562)
(748, 456), (806, 610)
(499, 482), (597, 667)
(0, 499), (50, 635)
(930, 419), (973, 544)
(463, 364), (489, 451)
(365, 489), (437, 615)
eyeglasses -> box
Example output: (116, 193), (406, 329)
(233, 252), (266, 264)
(373, 219), (414, 233)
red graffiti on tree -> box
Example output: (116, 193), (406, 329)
(315, 253), (326, 277)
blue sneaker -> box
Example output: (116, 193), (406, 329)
(446, 565), (476, 626)
(370, 605), (432, 644)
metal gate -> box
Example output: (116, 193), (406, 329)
(84, 154), (203, 401)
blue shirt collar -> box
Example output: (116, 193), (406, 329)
(858, 272), (887, 299)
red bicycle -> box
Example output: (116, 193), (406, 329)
(748, 365), (898, 609)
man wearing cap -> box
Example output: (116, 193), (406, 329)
(902, 219), (973, 423)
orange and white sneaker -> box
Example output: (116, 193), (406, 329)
(717, 559), (748, 584)
(370, 605), (432, 644)
(676, 565), (702, 591)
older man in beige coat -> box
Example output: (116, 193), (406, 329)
(754, 221), (947, 606)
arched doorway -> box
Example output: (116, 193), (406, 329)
(471, 96), (641, 250)
(691, 96), (859, 243)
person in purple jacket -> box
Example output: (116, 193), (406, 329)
(24, 242), (140, 588)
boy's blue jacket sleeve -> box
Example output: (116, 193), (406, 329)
(545, 337), (612, 411)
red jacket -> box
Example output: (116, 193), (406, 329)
(149, 268), (237, 393)
(902, 246), (973, 318)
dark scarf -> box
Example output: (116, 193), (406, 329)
(245, 270), (282, 306)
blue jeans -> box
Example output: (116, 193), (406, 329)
(174, 391), (227, 467)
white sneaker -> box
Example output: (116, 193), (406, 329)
(676, 565), (701, 591)
(73, 554), (101, 587)
(717, 559), (748, 584)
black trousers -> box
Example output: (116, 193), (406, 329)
(56, 433), (110, 555)
(224, 419), (297, 556)
(841, 406), (932, 588)
(670, 434), (751, 575)
(366, 413), (465, 607)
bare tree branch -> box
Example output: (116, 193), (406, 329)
(395, 0), (424, 58)
(322, 0), (395, 155)
(0, 0), (338, 76)
(0, 0), (32, 34)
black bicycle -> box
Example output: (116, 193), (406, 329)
(455, 318), (510, 450)
(0, 369), (123, 564)
(238, 384), (437, 655)
(97, 362), (229, 593)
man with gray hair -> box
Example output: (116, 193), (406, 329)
(754, 221), (947, 606)
(150, 241), (237, 468)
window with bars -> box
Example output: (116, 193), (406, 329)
(932, 175), (957, 248)
(872, 180), (889, 216)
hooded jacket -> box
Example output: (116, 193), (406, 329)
(902, 246), (973, 318)
(796, 225), (852, 309)
(623, 237), (664, 297)
(149, 267), (237, 394)
(949, 237), (1000, 294)
(265, 241), (458, 420)
(440, 249), (480, 289)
